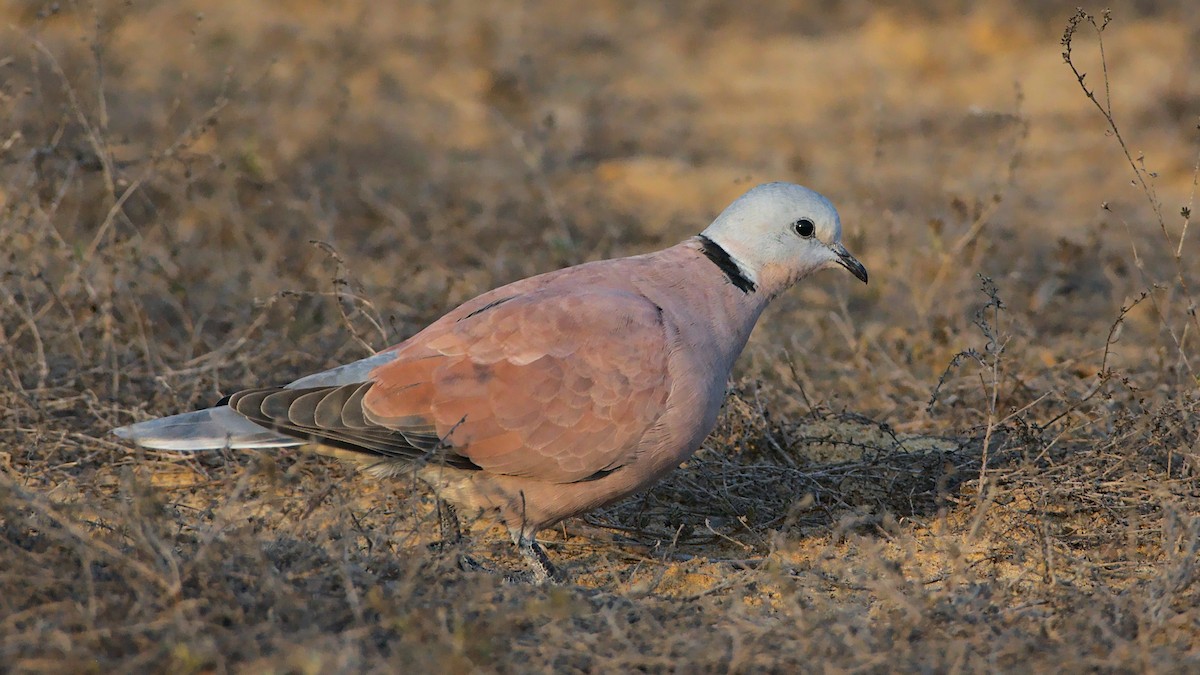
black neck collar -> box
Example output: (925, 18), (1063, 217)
(697, 235), (756, 294)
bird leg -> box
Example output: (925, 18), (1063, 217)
(436, 498), (463, 544)
(517, 535), (561, 584)
(429, 499), (489, 574)
(508, 491), (564, 583)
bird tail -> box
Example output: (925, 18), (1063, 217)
(112, 405), (303, 451)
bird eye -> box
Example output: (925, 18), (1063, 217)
(792, 218), (816, 238)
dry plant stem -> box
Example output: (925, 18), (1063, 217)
(0, 283), (49, 389)
(1176, 138), (1198, 260)
(1062, 11), (1155, 220)
(977, 337), (1007, 509)
(0, 470), (179, 596)
(1038, 291), (1154, 435)
(25, 66), (234, 333)
(1062, 9), (1199, 376)
(179, 292), (288, 369)
(311, 240), (389, 354)
(925, 276), (1007, 516)
(30, 39), (115, 203)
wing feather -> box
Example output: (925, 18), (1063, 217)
(365, 288), (672, 483)
(220, 287), (673, 483)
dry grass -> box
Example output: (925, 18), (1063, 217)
(2, 1), (1199, 671)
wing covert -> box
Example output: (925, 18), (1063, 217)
(364, 288), (673, 483)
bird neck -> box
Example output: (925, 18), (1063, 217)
(634, 241), (775, 366)
(695, 234), (757, 294)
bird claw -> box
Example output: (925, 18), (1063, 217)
(517, 536), (566, 585)
(455, 554), (490, 574)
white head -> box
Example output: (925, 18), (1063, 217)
(698, 182), (867, 294)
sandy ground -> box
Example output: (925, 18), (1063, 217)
(2, 1), (1199, 671)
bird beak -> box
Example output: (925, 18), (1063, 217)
(832, 243), (868, 284)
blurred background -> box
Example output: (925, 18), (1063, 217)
(2, 0), (1197, 422)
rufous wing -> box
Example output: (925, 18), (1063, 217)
(364, 288), (673, 483)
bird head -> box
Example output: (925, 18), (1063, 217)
(699, 182), (868, 295)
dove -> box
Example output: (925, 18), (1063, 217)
(113, 181), (868, 582)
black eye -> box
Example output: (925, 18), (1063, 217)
(792, 218), (816, 238)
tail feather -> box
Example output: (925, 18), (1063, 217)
(112, 351), (402, 451)
(112, 405), (302, 451)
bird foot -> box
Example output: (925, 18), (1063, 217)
(517, 536), (566, 585)
(455, 553), (490, 574)
(437, 499), (464, 544)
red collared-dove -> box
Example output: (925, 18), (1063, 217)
(114, 181), (868, 582)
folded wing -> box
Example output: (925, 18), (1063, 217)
(227, 288), (674, 484)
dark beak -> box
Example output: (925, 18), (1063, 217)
(832, 243), (868, 284)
